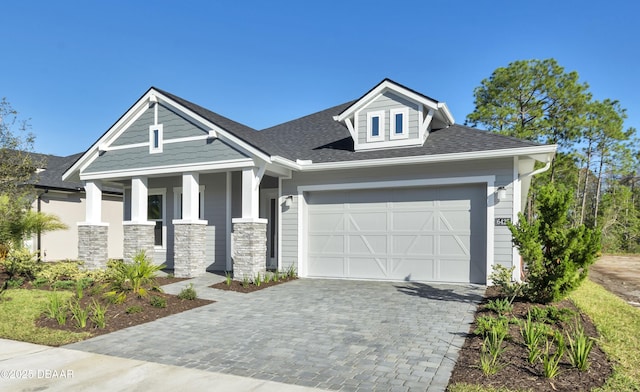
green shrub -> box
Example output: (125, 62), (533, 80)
(254, 272), (262, 287)
(105, 251), (164, 299)
(103, 291), (126, 304)
(520, 312), (548, 364)
(52, 280), (76, 290)
(89, 299), (108, 329)
(35, 260), (83, 283)
(7, 278), (24, 288)
(474, 315), (510, 339)
(541, 334), (565, 378)
(69, 300), (89, 328)
(150, 295), (167, 308)
(508, 183), (601, 303)
(1, 248), (40, 279)
(479, 328), (507, 376)
(485, 298), (513, 316)
(286, 264), (297, 278)
(125, 305), (143, 314)
(489, 264), (525, 300)
(566, 322), (594, 371)
(45, 292), (68, 325)
(224, 271), (232, 286)
(177, 284), (197, 300)
(32, 276), (48, 288)
(242, 276), (250, 288)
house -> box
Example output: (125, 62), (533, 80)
(62, 79), (556, 283)
(28, 153), (124, 261)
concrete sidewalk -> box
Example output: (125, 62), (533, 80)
(0, 339), (328, 392)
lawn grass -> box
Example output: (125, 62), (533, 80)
(568, 280), (640, 392)
(449, 279), (640, 392)
(0, 289), (90, 346)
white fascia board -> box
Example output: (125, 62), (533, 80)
(336, 80), (440, 122)
(63, 90), (156, 181)
(79, 158), (255, 181)
(271, 155), (301, 170)
(295, 145), (558, 172)
(437, 102), (455, 125)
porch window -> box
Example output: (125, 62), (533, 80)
(148, 193), (164, 247)
(173, 186), (205, 220)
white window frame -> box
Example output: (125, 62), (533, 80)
(390, 108), (409, 140)
(366, 110), (385, 142)
(149, 124), (163, 154)
(173, 186), (205, 220)
(148, 188), (166, 249)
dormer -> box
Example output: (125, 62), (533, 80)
(334, 79), (455, 151)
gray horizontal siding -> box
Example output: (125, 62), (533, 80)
(111, 108), (154, 146)
(201, 172), (227, 270)
(357, 92), (420, 143)
(84, 139), (248, 173)
(280, 193), (298, 271)
(158, 104), (208, 140)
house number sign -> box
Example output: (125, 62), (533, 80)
(495, 217), (511, 226)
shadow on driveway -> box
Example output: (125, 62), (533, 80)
(394, 281), (485, 303)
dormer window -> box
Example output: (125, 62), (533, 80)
(366, 110), (385, 142)
(390, 108), (409, 140)
(149, 124), (163, 153)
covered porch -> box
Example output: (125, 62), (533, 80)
(78, 166), (285, 279)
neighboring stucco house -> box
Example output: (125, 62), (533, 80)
(63, 79), (556, 283)
(28, 153), (123, 261)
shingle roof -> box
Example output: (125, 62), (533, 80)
(153, 87), (287, 157)
(259, 101), (542, 163)
(28, 152), (121, 194)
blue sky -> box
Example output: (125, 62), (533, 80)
(2, 1), (639, 156)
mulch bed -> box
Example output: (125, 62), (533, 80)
(210, 276), (297, 293)
(448, 287), (612, 391)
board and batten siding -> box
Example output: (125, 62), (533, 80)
(84, 139), (248, 173)
(356, 92), (420, 143)
(280, 158), (516, 277)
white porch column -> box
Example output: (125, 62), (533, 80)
(232, 167), (267, 281)
(123, 176), (155, 262)
(78, 180), (108, 270)
(182, 172), (200, 221)
(131, 176), (149, 223)
(241, 167), (260, 219)
(84, 180), (103, 224)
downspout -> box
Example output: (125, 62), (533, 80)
(521, 158), (552, 179)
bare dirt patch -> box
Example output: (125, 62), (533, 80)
(589, 254), (640, 307)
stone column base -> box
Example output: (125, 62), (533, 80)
(232, 219), (267, 281)
(78, 223), (108, 270)
(123, 222), (156, 263)
(173, 220), (208, 278)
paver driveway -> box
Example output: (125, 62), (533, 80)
(66, 277), (483, 392)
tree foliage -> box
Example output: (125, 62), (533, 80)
(468, 58), (639, 252)
(509, 184), (601, 303)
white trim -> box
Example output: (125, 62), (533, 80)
(420, 109), (434, 142)
(512, 156), (522, 282)
(163, 134), (208, 145)
(149, 124), (163, 154)
(296, 175), (496, 283)
(389, 108), (409, 140)
(172, 219), (208, 225)
(277, 176), (283, 272)
(295, 145), (558, 171)
(226, 172), (232, 271)
(231, 217), (268, 224)
(336, 80), (441, 122)
(344, 118), (356, 140)
(77, 222), (109, 227)
(297, 190), (305, 277)
(366, 110), (385, 142)
(356, 137), (422, 150)
(260, 188), (279, 269)
(103, 142), (149, 151)
(173, 185), (206, 220)
(486, 182), (495, 285)
(80, 158), (254, 180)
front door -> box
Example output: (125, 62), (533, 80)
(260, 189), (278, 270)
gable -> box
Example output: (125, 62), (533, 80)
(109, 103), (208, 147)
(356, 91), (420, 143)
(334, 79), (455, 152)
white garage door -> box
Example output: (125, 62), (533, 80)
(306, 185), (486, 283)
